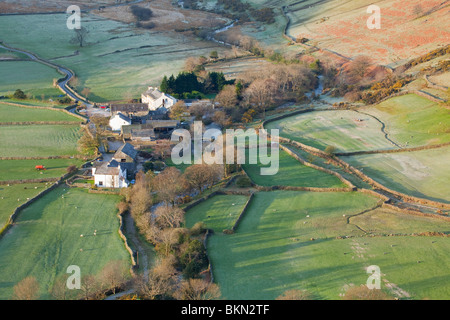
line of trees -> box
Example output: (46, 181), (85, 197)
(160, 71), (231, 99)
(116, 164), (225, 300)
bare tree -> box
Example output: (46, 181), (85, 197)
(153, 167), (185, 204)
(347, 55), (372, 83)
(12, 276), (40, 300)
(212, 110), (231, 128)
(343, 285), (394, 300)
(70, 26), (89, 47)
(80, 274), (100, 300)
(243, 78), (278, 119)
(174, 278), (221, 300)
(215, 85), (238, 109)
(154, 205), (185, 229)
(276, 289), (312, 300)
(99, 260), (129, 295)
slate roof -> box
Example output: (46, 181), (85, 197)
(114, 143), (138, 160)
(110, 104), (149, 115)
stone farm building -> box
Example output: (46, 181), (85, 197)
(92, 143), (138, 188)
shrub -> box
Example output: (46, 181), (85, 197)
(324, 145), (337, 155)
(13, 89), (27, 100)
(236, 176), (252, 188)
(190, 222), (207, 236)
(66, 165), (77, 174)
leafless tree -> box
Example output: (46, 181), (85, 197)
(174, 278), (221, 300)
(276, 289), (312, 300)
(70, 26), (89, 47)
(215, 85), (238, 109)
(12, 276), (40, 300)
(154, 205), (185, 229)
(99, 260), (129, 295)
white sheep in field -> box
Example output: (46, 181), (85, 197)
(80, 234), (84, 237)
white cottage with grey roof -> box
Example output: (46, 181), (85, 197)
(109, 112), (132, 131)
(141, 86), (177, 111)
(92, 160), (129, 188)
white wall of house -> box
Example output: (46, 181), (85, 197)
(109, 114), (131, 131)
(93, 168), (128, 188)
(141, 90), (177, 110)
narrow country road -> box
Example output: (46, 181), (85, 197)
(0, 42), (88, 105)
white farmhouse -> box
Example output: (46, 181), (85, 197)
(109, 112), (132, 131)
(141, 86), (177, 111)
(92, 160), (129, 188)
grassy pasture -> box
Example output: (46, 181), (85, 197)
(350, 207), (450, 235)
(242, 148), (347, 188)
(0, 186), (129, 300)
(0, 125), (81, 157)
(0, 14), (232, 102)
(265, 109), (395, 153)
(361, 94), (450, 148)
(0, 103), (81, 123)
(200, 191), (450, 299)
(341, 146), (450, 204)
(0, 183), (49, 230)
(0, 60), (63, 100)
(185, 194), (249, 233)
(0, 159), (85, 181)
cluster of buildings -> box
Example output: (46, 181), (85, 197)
(93, 87), (183, 188)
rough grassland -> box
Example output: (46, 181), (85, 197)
(185, 194), (249, 233)
(361, 94), (450, 148)
(341, 146), (450, 204)
(265, 110), (394, 153)
(0, 186), (129, 300)
(0, 125), (81, 157)
(204, 191), (450, 299)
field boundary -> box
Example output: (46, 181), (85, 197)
(231, 192), (255, 233)
(0, 182), (60, 238)
(335, 141), (450, 156)
(280, 144), (355, 189)
(261, 113), (450, 212)
(0, 101), (87, 122)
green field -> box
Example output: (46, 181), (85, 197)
(242, 148), (347, 188)
(0, 14), (232, 102)
(342, 146), (450, 204)
(0, 183), (49, 230)
(0, 158), (85, 181)
(265, 110), (395, 153)
(185, 194), (249, 233)
(198, 191), (450, 299)
(0, 186), (130, 300)
(0, 103), (81, 123)
(361, 94), (450, 147)
(0, 60), (63, 100)
(0, 124), (81, 157)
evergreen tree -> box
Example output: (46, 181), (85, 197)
(160, 75), (169, 93)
